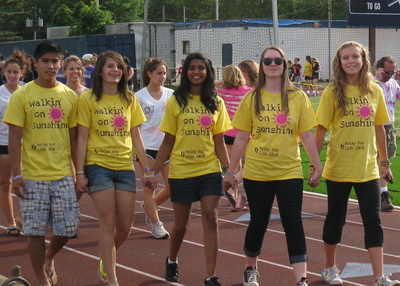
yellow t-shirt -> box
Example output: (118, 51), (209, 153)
(160, 95), (231, 178)
(304, 62), (312, 77)
(3, 81), (78, 180)
(77, 91), (146, 170)
(316, 83), (389, 182)
(232, 89), (316, 181)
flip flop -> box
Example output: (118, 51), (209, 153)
(98, 259), (108, 284)
(5, 226), (20, 236)
(45, 268), (58, 285)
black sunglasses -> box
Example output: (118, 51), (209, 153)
(383, 69), (395, 75)
(263, 57), (284, 66)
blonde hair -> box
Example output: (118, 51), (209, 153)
(252, 45), (298, 116)
(222, 64), (246, 89)
(63, 55), (86, 86)
(238, 60), (259, 87)
(331, 41), (373, 115)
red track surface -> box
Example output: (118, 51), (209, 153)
(1, 179), (400, 286)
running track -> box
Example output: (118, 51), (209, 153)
(1, 178), (400, 286)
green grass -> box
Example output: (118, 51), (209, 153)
(300, 96), (400, 206)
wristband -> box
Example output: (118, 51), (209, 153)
(76, 171), (85, 176)
(12, 174), (23, 182)
(144, 168), (157, 177)
(225, 169), (236, 177)
(380, 160), (391, 167)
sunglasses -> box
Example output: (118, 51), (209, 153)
(383, 69), (395, 75)
(263, 57), (284, 66)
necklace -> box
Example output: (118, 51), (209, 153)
(269, 93), (279, 108)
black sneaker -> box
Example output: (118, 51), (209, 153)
(165, 257), (179, 282)
(205, 277), (221, 286)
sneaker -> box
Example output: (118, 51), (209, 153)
(205, 277), (221, 286)
(243, 266), (259, 286)
(165, 257), (179, 282)
(297, 277), (309, 286)
(98, 259), (108, 284)
(140, 201), (153, 227)
(152, 221), (170, 239)
(321, 265), (343, 285)
(372, 274), (400, 286)
(381, 192), (394, 212)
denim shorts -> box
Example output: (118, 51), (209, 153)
(168, 172), (224, 203)
(85, 164), (137, 193)
(21, 176), (80, 237)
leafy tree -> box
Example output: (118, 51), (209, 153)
(0, 0), (29, 42)
(69, 3), (114, 36)
(101, 0), (143, 22)
(52, 5), (74, 27)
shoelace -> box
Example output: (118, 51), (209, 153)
(246, 269), (259, 282)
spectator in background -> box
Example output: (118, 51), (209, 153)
(63, 55), (88, 96)
(123, 56), (135, 91)
(23, 55), (37, 83)
(82, 53), (95, 88)
(136, 58), (173, 239)
(170, 59), (184, 83)
(91, 53), (98, 67)
(373, 56), (400, 212)
(303, 56), (313, 95)
(217, 64), (252, 210)
(293, 57), (302, 87)
(311, 57), (321, 96)
(288, 60), (295, 81)
(238, 60), (259, 88)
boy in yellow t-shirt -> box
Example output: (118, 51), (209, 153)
(3, 40), (79, 286)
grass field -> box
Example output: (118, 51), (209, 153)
(300, 96), (400, 206)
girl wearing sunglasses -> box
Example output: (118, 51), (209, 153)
(315, 41), (399, 286)
(223, 46), (322, 286)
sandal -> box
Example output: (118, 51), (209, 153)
(45, 268), (58, 285)
(98, 259), (108, 284)
(5, 226), (20, 236)
(224, 190), (237, 208)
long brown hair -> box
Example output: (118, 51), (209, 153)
(91, 51), (132, 105)
(331, 41), (372, 115)
(252, 46), (298, 116)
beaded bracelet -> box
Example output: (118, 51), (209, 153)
(380, 160), (391, 167)
(225, 169), (236, 177)
(12, 174), (23, 182)
(144, 167), (157, 176)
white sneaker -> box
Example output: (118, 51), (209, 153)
(243, 267), (259, 286)
(152, 221), (170, 239)
(321, 265), (343, 285)
(140, 201), (153, 227)
(372, 274), (400, 286)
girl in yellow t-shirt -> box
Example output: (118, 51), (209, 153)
(75, 51), (150, 286)
(223, 46), (322, 286)
(144, 52), (231, 286)
(303, 55), (313, 95)
(315, 42), (399, 286)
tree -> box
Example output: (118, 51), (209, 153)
(52, 5), (74, 27)
(69, 3), (114, 36)
(0, 0), (29, 42)
(101, 0), (143, 22)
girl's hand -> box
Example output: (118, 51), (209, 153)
(142, 171), (157, 190)
(308, 170), (322, 188)
(76, 175), (88, 193)
(223, 174), (237, 191)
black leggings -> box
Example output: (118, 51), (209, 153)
(323, 179), (383, 248)
(243, 178), (308, 264)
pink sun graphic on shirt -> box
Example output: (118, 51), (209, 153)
(356, 103), (374, 121)
(196, 113), (214, 130)
(111, 113), (127, 131)
(272, 111), (291, 128)
(48, 105), (65, 123)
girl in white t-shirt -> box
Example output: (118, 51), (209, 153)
(0, 50), (27, 237)
(63, 55), (89, 96)
(136, 58), (173, 239)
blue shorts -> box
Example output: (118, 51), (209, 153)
(168, 172), (224, 203)
(21, 176), (80, 237)
(85, 164), (137, 193)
